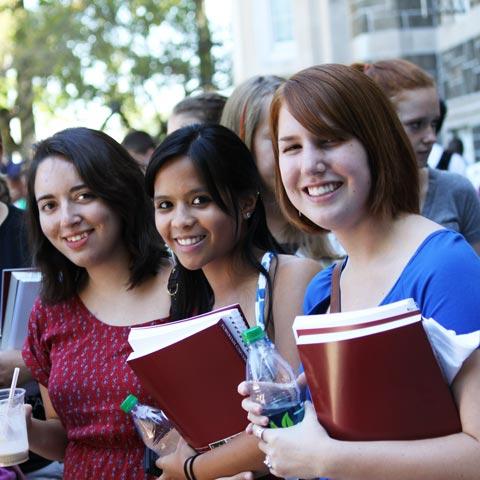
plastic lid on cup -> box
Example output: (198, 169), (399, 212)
(242, 326), (265, 344)
(120, 394), (139, 413)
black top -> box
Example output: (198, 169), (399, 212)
(0, 204), (30, 293)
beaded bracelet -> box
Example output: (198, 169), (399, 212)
(184, 453), (201, 480)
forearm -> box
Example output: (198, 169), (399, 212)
(194, 432), (267, 480)
(28, 417), (68, 461)
(0, 350), (32, 387)
(325, 433), (480, 480)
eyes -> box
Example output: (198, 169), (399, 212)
(280, 139), (338, 154)
(38, 190), (96, 213)
(403, 118), (438, 134)
(155, 194), (212, 211)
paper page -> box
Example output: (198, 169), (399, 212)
(293, 298), (418, 339)
(128, 306), (244, 356)
(423, 318), (480, 384)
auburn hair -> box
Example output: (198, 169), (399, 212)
(351, 59), (435, 103)
(270, 64), (419, 234)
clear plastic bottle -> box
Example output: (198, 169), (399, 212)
(120, 394), (180, 456)
(242, 326), (304, 428)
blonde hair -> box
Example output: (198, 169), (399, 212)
(222, 75), (338, 261)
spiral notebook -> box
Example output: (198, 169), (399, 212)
(127, 304), (250, 452)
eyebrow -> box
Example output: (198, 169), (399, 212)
(153, 187), (208, 202)
(36, 184), (88, 203)
(278, 135), (299, 143)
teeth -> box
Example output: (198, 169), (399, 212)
(177, 236), (204, 246)
(308, 183), (339, 196)
(66, 232), (88, 242)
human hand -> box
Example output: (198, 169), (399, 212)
(237, 381), (269, 430)
(156, 436), (196, 480)
(24, 403), (33, 432)
(255, 401), (333, 479)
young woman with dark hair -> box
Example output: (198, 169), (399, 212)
(22, 127), (172, 479)
(144, 123), (320, 479)
(240, 64), (480, 480)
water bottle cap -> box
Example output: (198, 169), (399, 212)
(120, 394), (139, 413)
(242, 326), (265, 344)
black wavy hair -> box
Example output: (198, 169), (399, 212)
(27, 127), (169, 304)
(145, 123), (282, 328)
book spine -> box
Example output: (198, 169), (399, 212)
(219, 319), (247, 361)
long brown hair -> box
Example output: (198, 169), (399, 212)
(271, 64), (419, 234)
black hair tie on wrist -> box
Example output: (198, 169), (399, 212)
(184, 453), (201, 480)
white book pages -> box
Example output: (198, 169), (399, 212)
(128, 306), (247, 359)
(293, 298), (419, 341)
(1, 270), (41, 350)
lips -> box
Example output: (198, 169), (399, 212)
(175, 235), (206, 246)
(305, 182), (342, 197)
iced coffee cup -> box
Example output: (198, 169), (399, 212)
(0, 388), (29, 467)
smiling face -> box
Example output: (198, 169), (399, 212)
(393, 87), (440, 168)
(153, 155), (244, 271)
(34, 156), (125, 270)
(277, 106), (372, 233)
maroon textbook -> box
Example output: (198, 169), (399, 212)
(293, 299), (462, 441)
(127, 304), (249, 452)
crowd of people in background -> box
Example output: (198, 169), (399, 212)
(0, 57), (479, 480)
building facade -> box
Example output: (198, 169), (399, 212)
(231, 0), (480, 162)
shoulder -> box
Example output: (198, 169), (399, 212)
(276, 254), (321, 278)
(430, 168), (476, 192)
(30, 296), (76, 322)
(271, 254), (322, 307)
(399, 230), (480, 333)
(303, 263), (336, 314)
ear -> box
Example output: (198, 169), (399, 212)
(240, 192), (258, 220)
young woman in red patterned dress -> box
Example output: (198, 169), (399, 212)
(22, 127), (172, 479)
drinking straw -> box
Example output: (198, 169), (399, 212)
(7, 368), (20, 409)
(0, 367), (20, 437)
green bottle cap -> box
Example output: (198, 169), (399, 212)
(242, 326), (265, 344)
(120, 394), (139, 413)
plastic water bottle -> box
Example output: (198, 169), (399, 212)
(242, 326), (304, 429)
(120, 394), (180, 456)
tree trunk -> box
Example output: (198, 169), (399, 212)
(194, 0), (215, 90)
(15, 66), (36, 163)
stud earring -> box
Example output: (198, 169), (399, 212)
(244, 211), (252, 219)
(298, 210), (302, 218)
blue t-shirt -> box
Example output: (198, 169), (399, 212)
(304, 229), (480, 334)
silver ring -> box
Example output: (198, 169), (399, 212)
(254, 425), (265, 441)
(264, 455), (273, 469)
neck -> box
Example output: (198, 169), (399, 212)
(83, 248), (132, 295)
(418, 167), (429, 210)
(201, 251), (258, 308)
(334, 214), (403, 267)
(263, 194), (289, 242)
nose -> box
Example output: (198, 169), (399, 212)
(59, 201), (81, 228)
(302, 143), (327, 176)
(171, 203), (196, 230)
(422, 124), (437, 146)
